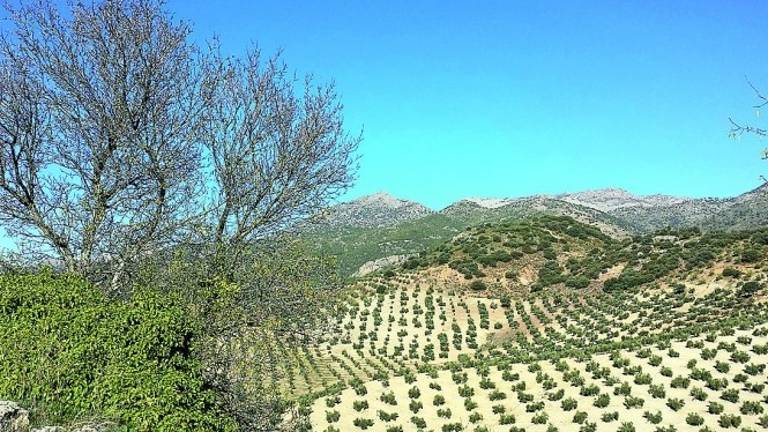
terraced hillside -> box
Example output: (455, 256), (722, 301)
(277, 217), (768, 431)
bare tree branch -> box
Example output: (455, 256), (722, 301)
(200, 46), (361, 272)
(0, 0), (205, 285)
(730, 76), (768, 185)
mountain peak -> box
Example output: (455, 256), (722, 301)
(321, 192), (433, 228)
(354, 192), (408, 208)
(557, 188), (686, 212)
(463, 197), (514, 209)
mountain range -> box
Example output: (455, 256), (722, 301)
(304, 185), (768, 275)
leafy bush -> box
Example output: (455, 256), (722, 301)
(561, 397), (578, 411)
(353, 418), (374, 429)
(686, 412), (704, 426)
(740, 281), (763, 297)
(643, 410), (662, 424)
(0, 272), (236, 431)
(469, 280), (487, 291)
(718, 414), (742, 428)
(666, 398), (684, 411)
(741, 249), (762, 263)
(565, 275), (591, 289)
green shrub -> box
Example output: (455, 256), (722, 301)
(0, 272), (237, 431)
(469, 280), (487, 291)
(708, 401), (724, 414)
(718, 414), (742, 428)
(565, 275), (590, 289)
(643, 410), (662, 424)
(561, 397), (578, 411)
(666, 398), (684, 411)
(410, 416), (426, 428)
(740, 281), (763, 297)
(685, 412), (703, 426)
(741, 249), (761, 263)
(572, 411), (588, 424)
(353, 418), (374, 429)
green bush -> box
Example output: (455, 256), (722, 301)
(740, 281), (763, 297)
(0, 272), (236, 431)
(741, 248), (762, 263)
(565, 275), (590, 289)
(469, 280), (487, 291)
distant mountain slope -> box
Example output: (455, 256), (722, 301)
(556, 188), (686, 212)
(310, 192), (433, 230)
(609, 183), (768, 232)
(305, 193), (631, 276)
(441, 196), (632, 238)
(302, 213), (466, 276)
(304, 185), (768, 276)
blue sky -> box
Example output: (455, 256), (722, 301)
(162, 0), (768, 209)
(2, 1), (767, 214)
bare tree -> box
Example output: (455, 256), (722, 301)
(0, 0), (205, 285)
(200, 47), (360, 272)
(729, 78), (768, 183)
(190, 48), (358, 429)
(1, 1), (360, 286)
(1, 2), (360, 427)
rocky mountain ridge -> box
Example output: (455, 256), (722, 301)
(327, 185), (767, 232)
(309, 192), (433, 229)
(305, 185), (768, 275)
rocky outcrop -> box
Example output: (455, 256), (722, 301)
(0, 401), (111, 432)
(354, 254), (410, 276)
(311, 192), (434, 229)
(0, 401), (29, 432)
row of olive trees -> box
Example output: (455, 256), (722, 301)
(0, 0), (360, 289)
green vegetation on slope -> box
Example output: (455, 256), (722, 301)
(304, 214), (468, 276)
(306, 201), (630, 276)
(382, 217), (768, 296)
(401, 216), (610, 284)
(0, 272), (237, 431)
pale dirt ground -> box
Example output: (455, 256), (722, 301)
(299, 244), (768, 428)
(310, 328), (768, 431)
(324, 283), (511, 363)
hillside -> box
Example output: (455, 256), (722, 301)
(610, 184), (768, 233)
(382, 217), (768, 298)
(557, 188), (687, 212)
(306, 186), (768, 276)
(310, 192), (434, 230)
(271, 218), (768, 431)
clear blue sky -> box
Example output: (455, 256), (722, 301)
(2, 1), (768, 212)
(162, 0), (768, 209)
